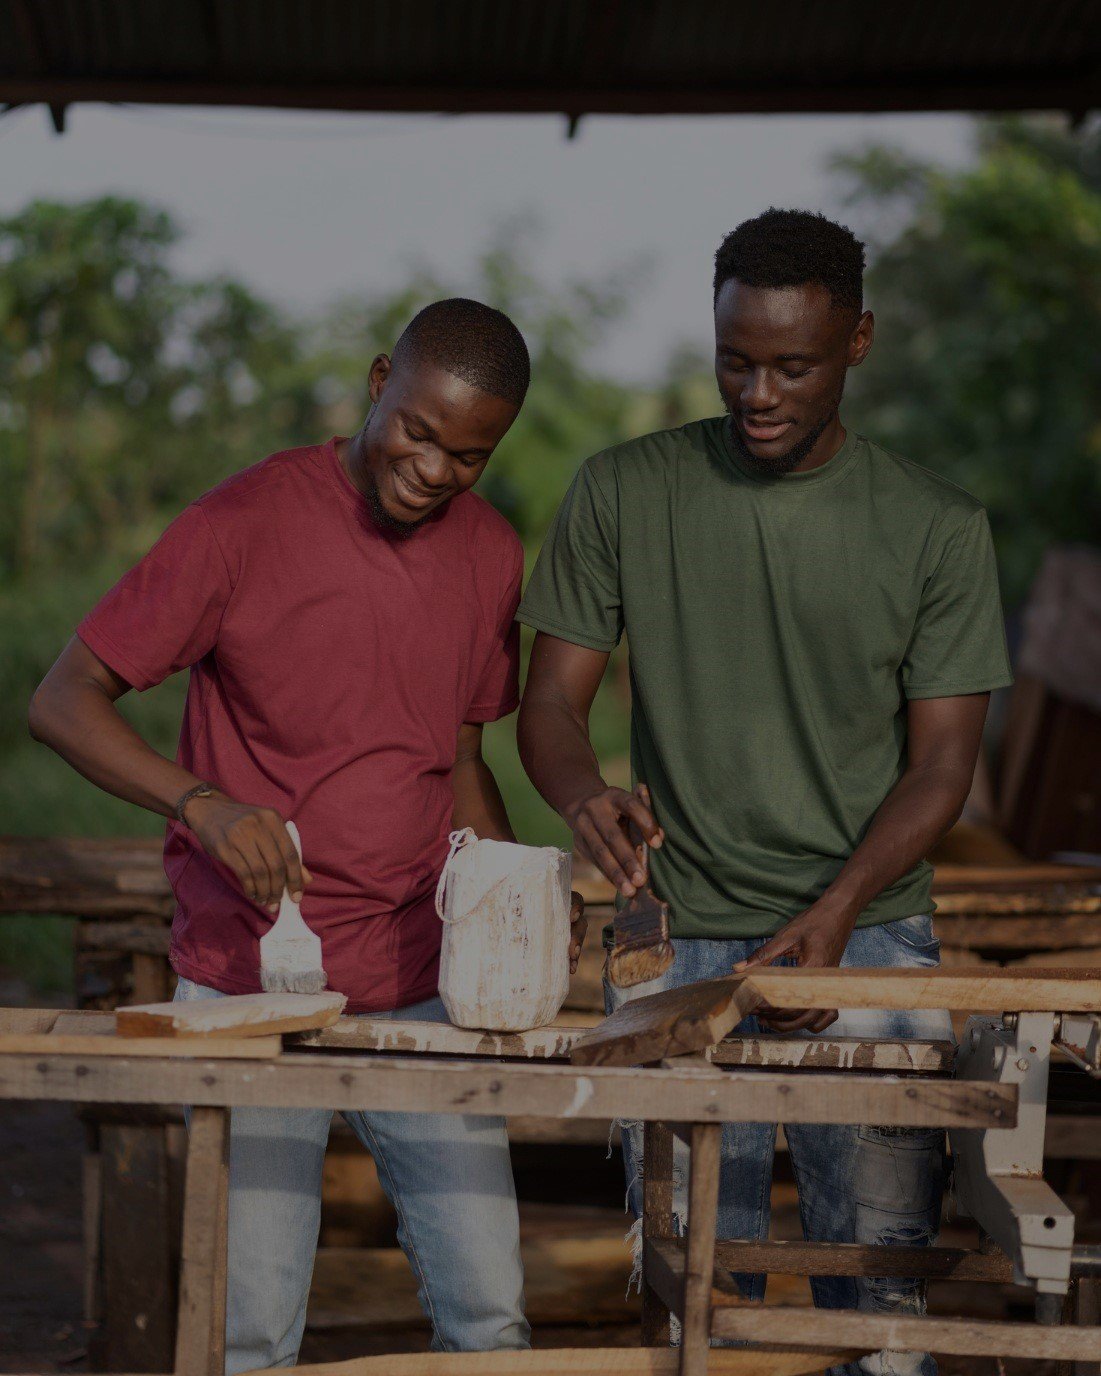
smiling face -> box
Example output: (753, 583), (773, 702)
(714, 279), (874, 476)
(350, 355), (520, 532)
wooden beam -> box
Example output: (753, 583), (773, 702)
(936, 914), (1101, 951)
(295, 1017), (586, 1059)
(740, 966), (1101, 1014)
(117, 991), (346, 1039)
(932, 863), (1101, 891)
(0, 1052), (1016, 1128)
(712, 1035), (954, 1075)
(711, 1238), (1014, 1282)
(681, 1124), (722, 1376)
(642, 1122), (675, 1345)
(934, 891), (1101, 916)
(0, 73), (1097, 116)
(0, 834), (170, 916)
(245, 1348), (867, 1375)
(76, 920), (171, 955)
(0, 1031), (283, 1058)
(100, 1122), (174, 1371)
(711, 1302), (1101, 1360)
(175, 1106), (229, 1376)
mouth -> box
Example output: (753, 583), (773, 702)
(392, 467), (443, 510)
(738, 416), (795, 445)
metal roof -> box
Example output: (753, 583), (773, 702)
(3, 0), (1100, 127)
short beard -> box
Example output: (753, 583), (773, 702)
(364, 470), (432, 540)
(726, 408), (834, 478)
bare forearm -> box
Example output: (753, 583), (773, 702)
(820, 764), (970, 919)
(517, 695), (607, 822)
(452, 756), (515, 843)
(29, 672), (198, 819)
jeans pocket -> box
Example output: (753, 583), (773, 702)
(880, 914), (940, 967)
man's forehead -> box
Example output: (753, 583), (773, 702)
(715, 281), (848, 348)
(389, 361), (517, 440)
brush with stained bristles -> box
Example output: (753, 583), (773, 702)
(259, 820), (327, 994)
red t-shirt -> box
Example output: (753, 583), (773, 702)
(78, 439), (523, 1012)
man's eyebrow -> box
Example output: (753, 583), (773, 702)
(400, 409), (438, 438)
(776, 353), (817, 363)
(401, 407), (490, 459)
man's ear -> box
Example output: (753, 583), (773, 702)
(848, 311), (875, 368)
(367, 353), (392, 404)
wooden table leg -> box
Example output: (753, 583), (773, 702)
(679, 1123), (721, 1376)
(175, 1106), (230, 1376)
(642, 1121), (675, 1345)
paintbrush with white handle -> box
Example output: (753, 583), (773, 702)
(259, 820), (327, 993)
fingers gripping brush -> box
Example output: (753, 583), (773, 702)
(259, 821), (327, 994)
(606, 819), (675, 989)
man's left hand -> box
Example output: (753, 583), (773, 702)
(568, 890), (587, 975)
(734, 899), (858, 1033)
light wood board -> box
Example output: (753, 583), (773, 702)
(711, 1300), (1101, 1360)
(116, 990), (346, 1039)
(573, 967), (1101, 1066)
(241, 1349), (864, 1376)
(0, 1051), (1014, 1126)
(0, 1031), (282, 1059)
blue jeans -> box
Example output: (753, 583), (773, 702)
(605, 915), (952, 1376)
(174, 979), (528, 1372)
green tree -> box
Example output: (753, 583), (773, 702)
(837, 117), (1101, 607)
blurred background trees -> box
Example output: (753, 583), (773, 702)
(2, 115), (1100, 985)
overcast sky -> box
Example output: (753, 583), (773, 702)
(0, 104), (974, 381)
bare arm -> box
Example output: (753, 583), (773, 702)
(518, 632), (663, 898)
(29, 636), (308, 910)
(741, 692), (991, 1030)
(452, 722), (516, 843)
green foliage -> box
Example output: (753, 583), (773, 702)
(838, 117), (1101, 607)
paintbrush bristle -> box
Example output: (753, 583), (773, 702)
(260, 966), (328, 994)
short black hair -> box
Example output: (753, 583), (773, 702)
(713, 209), (865, 314)
(390, 297), (530, 407)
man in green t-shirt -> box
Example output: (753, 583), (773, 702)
(517, 209), (1012, 1376)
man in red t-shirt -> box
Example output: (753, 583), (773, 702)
(30, 298), (583, 1368)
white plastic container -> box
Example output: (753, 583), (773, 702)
(435, 828), (571, 1031)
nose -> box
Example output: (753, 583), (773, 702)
(411, 450), (452, 490)
(742, 368), (781, 412)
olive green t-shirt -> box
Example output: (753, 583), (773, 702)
(518, 417), (1013, 938)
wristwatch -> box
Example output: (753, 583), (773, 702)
(175, 781), (215, 825)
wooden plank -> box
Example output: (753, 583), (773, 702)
(933, 863), (1101, 891)
(0, 1032), (283, 1058)
(100, 1122), (174, 1372)
(76, 919), (172, 955)
(642, 1121), (675, 1345)
(295, 1017), (587, 1058)
(571, 978), (759, 1066)
(0, 1052), (1016, 1127)
(175, 1105), (230, 1376)
(573, 966), (1101, 1068)
(934, 892), (1101, 916)
(741, 966), (1101, 1013)
(711, 1301), (1101, 1360)
(712, 1036), (954, 1075)
(242, 1349), (866, 1375)
(936, 914), (1101, 951)
(0, 834), (172, 916)
(711, 1238), (1014, 1281)
(681, 1124), (722, 1376)
(117, 990), (346, 1039)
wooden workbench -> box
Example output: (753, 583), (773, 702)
(5, 968), (1101, 1375)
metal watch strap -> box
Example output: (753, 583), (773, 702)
(175, 781), (214, 825)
